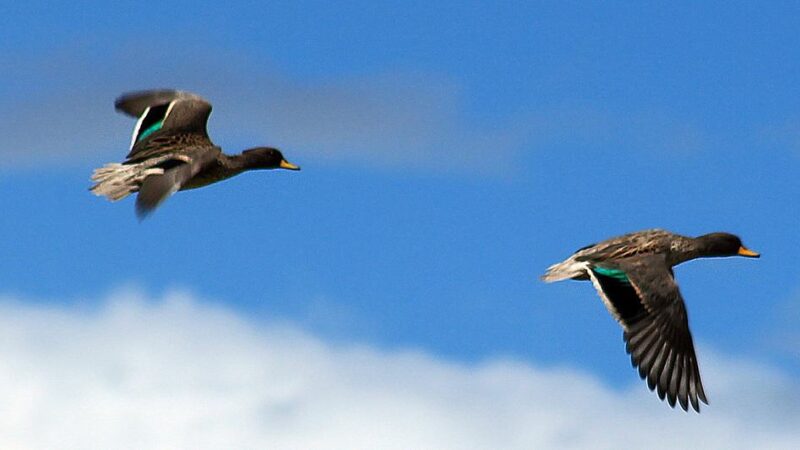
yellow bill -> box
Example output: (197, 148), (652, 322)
(737, 246), (760, 258)
(280, 159), (301, 170)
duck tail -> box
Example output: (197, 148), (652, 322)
(541, 257), (588, 282)
(90, 162), (163, 201)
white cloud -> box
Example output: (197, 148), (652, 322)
(0, 289), (797, 450)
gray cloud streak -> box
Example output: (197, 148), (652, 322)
(0, 48), (525, 175)
(0, 46), (715, 175)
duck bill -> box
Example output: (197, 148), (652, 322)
(279, 159), (301, 170)
(737, 246), (760, 258)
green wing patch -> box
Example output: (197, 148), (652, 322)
(135, 102), (171, 143)
(137, 121), (163, 141)
(592, 266), (630, 283)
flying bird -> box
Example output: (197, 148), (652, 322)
(91, 90), (300, 218)
(542, 229), (759, 412)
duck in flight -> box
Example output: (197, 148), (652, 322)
(542, 229), (759, 412)
(91, 90), (300, 218)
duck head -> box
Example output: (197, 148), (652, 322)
(241, 147), (300, 170)
(696, 232), (759, 258)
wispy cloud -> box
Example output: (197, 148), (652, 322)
(522, 106), (709, 156)
(759, 117), (800, 156)
(0, 289), (797, 449)
(0, 45), (713, 175)
(0, 47), (525, 175)
(765, 292), (800, 362)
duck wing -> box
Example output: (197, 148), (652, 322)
(586, 254), (707, 412)
(135, 145), (220, 218)
(114, 90), (214, 161)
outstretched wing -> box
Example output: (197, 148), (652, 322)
(587, 254), (707, 412)
(114, 90), (214, 160)
(135, 145), (220, 218)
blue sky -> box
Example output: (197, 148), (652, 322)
(1, 1), (799, 447)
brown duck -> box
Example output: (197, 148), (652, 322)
(542, 229), (759, 412)
(90, 90), (300, 218)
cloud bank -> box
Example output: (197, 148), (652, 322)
(0, 290), (797, 450)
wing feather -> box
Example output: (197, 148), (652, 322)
(134, 146), (219, 218)
(115, 90), (208, 117)
(588, 255), (707, 412)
